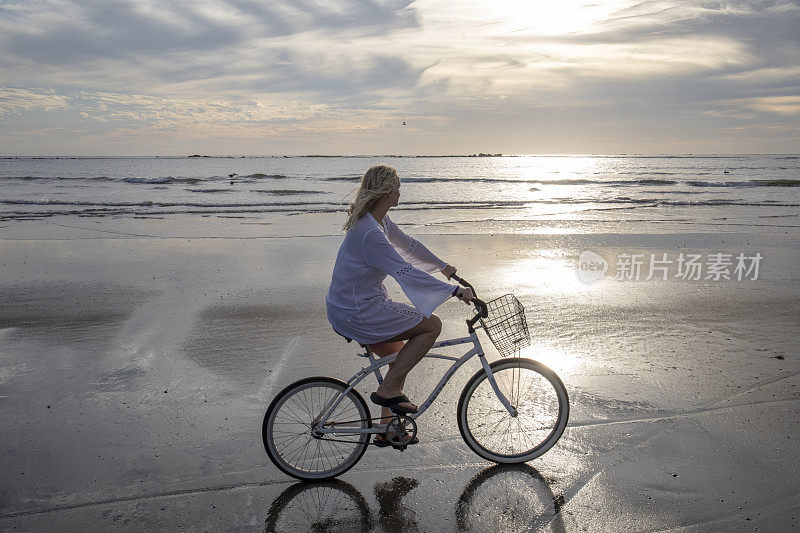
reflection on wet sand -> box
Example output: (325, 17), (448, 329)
(456, 465), (566, 533)
(264, 465), (564, 532)
(375, 477), (420, 532)
(264, 479), (372, 532)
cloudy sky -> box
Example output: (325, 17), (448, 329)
(0, 0), (798, 155)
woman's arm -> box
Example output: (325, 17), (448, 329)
(362, 228), (457, 317)
(383, 216), (450, 275)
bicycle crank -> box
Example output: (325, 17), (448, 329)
(385, 415), (417, 451)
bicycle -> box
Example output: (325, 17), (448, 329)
(262, 275), (569, 480)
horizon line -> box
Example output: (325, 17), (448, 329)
(2, 153), (798, 159)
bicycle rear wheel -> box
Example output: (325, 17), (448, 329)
(263, 377), (371, 480)
(457, 358), (568, 463)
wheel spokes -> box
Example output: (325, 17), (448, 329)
(268, 383), (368, 476)
(466, 366), (561, 457)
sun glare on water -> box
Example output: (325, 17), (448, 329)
(529, 155), (600, 179)
(504, 250), (599, 296)
(519, 343), (583, 376)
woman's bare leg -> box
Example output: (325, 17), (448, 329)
(369, 340), (406, 423)
(370, 315), (442, 412)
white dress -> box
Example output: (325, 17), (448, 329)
(326, 213), (457, 345)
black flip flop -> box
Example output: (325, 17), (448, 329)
(373, 434), (419, 447)
(370, 392), (418, 414)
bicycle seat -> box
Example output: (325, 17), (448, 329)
(332, 327), (368, 349)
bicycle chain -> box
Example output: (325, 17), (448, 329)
(315, 415), (409, 447)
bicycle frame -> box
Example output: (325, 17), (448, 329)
(315, 330), (518, 436)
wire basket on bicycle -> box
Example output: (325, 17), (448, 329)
(479, 294), (531, 357)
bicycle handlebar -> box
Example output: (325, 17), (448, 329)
(450, 274), (488, 322)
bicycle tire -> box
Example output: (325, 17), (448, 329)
(457, 358), (568, 463)
(263, 376), (371, 480)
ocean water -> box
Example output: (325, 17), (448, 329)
(1, 154), (799, 233)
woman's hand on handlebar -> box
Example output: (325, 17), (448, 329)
(441, 264), (457, 280)
(454, 286), (474, 304)
(448, 274), (487, 317)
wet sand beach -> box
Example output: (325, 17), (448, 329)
(1, 213), (799, 532)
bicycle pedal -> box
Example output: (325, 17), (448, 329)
(392, 444), (407, 451)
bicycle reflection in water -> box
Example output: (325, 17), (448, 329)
(264, 464), (566, 533)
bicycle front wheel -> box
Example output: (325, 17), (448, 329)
(263, 377), (371, 480)
(457, 358), (569, 463)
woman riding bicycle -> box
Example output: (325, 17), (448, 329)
(325, 165), (474, 443)
(265, 181), (568, 477)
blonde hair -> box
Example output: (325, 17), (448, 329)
(343, 165), (400, 231)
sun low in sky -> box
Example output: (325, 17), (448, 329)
(0, 0), (798, 155)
